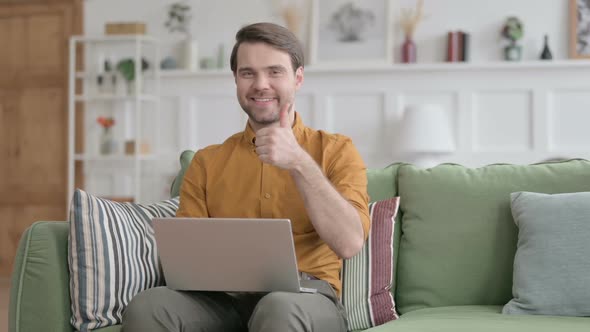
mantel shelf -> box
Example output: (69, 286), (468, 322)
(74, 94), (158, 102)
(74, 154), (157, 161)
(75, 71), (159, 79)
(160, 60), (590, 78)
(71, 35), (157, 43)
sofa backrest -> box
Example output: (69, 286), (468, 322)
(170, 150), (196, 197)
(366, 164), (402, 201)
(394, 160), (590, 314)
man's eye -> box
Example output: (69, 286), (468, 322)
(271, 70), (282, 76)
(241, 72), (253, 78)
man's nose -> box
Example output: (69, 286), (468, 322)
(252, 74), (270, 90)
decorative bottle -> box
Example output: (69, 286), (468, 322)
(540, 34), (553, 60)
(402, 36), (417, 64)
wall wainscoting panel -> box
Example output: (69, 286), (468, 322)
(548, 90), (590, 152)
(472, 90), (533, 152)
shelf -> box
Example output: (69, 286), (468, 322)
(75, 71), (159, 80)
(74, 94), (158, 102)
(160, 68), (230, 78)
(159, 59), (590, 78)
(71, 35), (157, 43)
(304, 60), (590, 73)
(74, 154), (157, 161)
(69, 34), (162, 206)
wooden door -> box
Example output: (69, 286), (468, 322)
(0, 0), (82, 277)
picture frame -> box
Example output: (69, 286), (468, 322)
(308, 0), (394, 66)
(569, 0), (590, 58)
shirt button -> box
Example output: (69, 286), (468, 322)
(264, 193), (271, 199)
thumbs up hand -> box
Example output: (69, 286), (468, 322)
(255, 103), (304, 169)
(279, 102), (291, 129)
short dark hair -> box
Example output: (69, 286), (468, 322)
(230, 22), (304, 73)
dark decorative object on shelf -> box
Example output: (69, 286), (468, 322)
(97, 59), (117, 94)
(446, 31), (470, 62)
(105, 60), (116, 91)
(540, 34), (553, 60)
(502, 17), (524, 61)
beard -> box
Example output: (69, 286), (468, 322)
(241, 104), (280, 126)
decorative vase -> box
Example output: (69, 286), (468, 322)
(540, 34), (553, 60)
(402, 37), (417, 63)
(125, 80), (141, 95)
(182, 37), (199, 71)
(99, 127), (116, 155)
(504, 43), (522, 61)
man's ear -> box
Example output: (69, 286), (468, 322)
(295, 66), (304, 90)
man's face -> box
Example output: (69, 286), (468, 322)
(234, 42), (303, 129)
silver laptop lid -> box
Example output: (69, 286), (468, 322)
(153, 218), (302, 293)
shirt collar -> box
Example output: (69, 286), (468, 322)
(242, 111), (305, 146)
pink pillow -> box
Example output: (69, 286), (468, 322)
(342, 196), (401, 330)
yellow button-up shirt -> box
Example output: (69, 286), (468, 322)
(176, 112), (370, 295)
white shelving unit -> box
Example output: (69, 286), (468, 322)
(67, 35), (161, 206)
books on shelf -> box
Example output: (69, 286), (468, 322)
(447, 31), (470, 62)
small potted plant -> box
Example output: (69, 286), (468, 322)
(165, 1), (198, 71)
(502, 16), (524, 61)
(97, 116), (116, 155)
(116, 57), (149, 95)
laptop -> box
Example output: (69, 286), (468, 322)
(153, 218), (317, 293)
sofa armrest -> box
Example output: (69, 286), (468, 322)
(9, 221), (74, 332)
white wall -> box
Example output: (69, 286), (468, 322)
(85, 0), (571, 64)
(79, 0), (588, 203)
(85, 0), (306, 65)
(155, 62), (590, 168)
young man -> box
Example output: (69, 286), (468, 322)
(123, 22), (370, 332)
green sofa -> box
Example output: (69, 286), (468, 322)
(9, 156), (590, 331)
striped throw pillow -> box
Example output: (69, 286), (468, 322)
(342, 196), (400, 330)
(68, 189), (179, 331)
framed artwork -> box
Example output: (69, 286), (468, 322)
(308, 0), (394, 66)
(570, 0), (590, 58)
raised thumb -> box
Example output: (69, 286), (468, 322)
(279, 104), (291, 128)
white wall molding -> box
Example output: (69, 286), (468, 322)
(155, 61), (590, 168)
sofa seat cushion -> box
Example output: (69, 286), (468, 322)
(362, 306), (590, 332)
